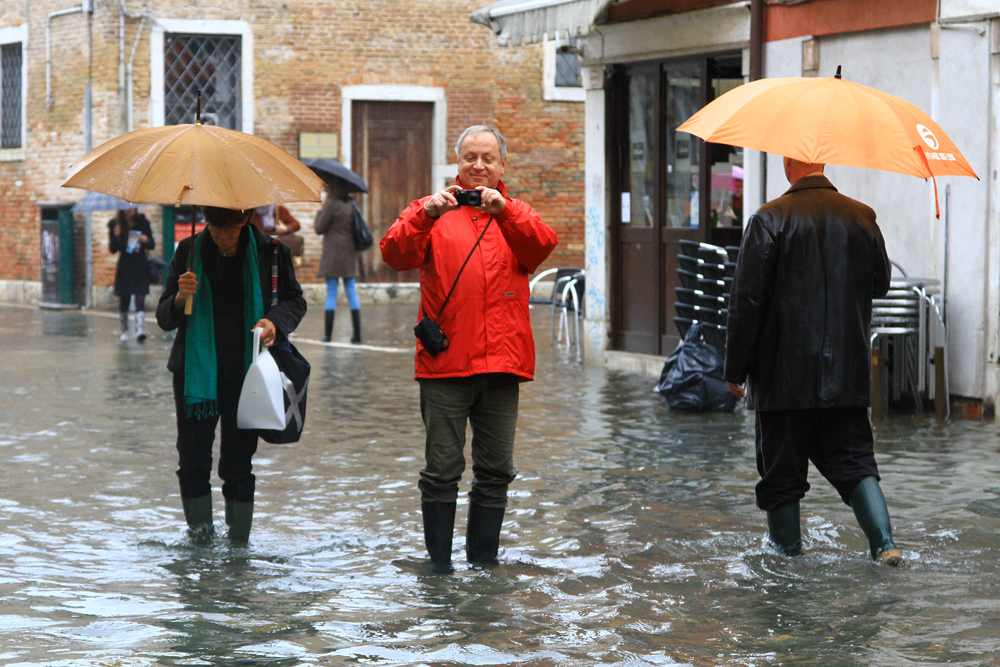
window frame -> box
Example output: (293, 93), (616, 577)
(542, 37), (585, 103)
(150, 19), (254, 132)
(0, 24), (27, 161)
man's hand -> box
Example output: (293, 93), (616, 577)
(252, 318), (278, 347)
(422, 185), (462, 219)
(173, 270), (198, 309)
(727, 382), (745, 398)
(475, 186), (507, 216)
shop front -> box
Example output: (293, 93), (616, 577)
(609, 53), (744, 355)
(471, 0), (753, 364)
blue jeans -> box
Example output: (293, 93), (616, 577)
(325, 277), (360, 311)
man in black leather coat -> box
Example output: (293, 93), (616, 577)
(724, 157), (902, 565)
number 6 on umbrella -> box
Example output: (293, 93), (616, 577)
(676, 66), (977, 218)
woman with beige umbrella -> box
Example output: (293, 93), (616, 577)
(156, 206), (306, 543)
(63, 112), (324, 543)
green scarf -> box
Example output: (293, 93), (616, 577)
(183, 227), (264, 418)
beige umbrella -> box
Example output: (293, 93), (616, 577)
(63, 123), (324, 209)
(63, 119), (324, 314)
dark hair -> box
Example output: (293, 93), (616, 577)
(203, 206), (249, 229)
(114, 208), (136, 227)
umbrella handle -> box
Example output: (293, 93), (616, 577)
(184, 294), (193, 315)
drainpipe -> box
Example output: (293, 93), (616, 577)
(750, 0), (767, 206)
(45, 3), (88, 109)
(119, 1), (148, 132)
(126, 12), (148, 132)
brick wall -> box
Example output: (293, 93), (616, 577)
(0, 0), (584, 297)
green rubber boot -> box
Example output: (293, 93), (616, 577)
(422, 501), (456, 574)
(850, 476), (902, 565)
(181, 495), (214, 542)
(466, 504), (505, 565)
(766, 499), (803, 556)
(225, 498), (254, 545)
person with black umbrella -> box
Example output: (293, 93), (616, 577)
(314, 182), (362, 343)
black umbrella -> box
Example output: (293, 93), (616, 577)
(300, 158), (368, 194)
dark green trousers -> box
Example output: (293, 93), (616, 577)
(417, 373), (520, 507)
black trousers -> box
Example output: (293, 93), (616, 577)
(118, 293), (146, 313)
(417, 374), (520, 507)
(755, 407), (880, 511)
(172, 371), (258, 502)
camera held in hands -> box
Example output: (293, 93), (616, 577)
(454, 189), (482, 207)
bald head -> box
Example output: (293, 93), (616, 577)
(783, 157), (825, 184)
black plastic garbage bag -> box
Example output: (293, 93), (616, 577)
(655, 322), (737, 412)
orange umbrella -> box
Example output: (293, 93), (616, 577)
(677, 69), (977, 216)
(63, 123), (325, 210)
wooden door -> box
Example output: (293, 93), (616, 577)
(352, 101), (433, 282)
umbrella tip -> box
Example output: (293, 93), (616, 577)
(835, 65), (842, 79)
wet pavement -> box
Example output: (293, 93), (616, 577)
(1, 302), (1000, 666)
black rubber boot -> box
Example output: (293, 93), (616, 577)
(350, 309), (361, 344)
(850, 476), (902, 564)
(181, 495), (214, 542)
(422, 501), (456, 574)
(766, 499), (802, 556)
(225, 498), (254, 545)
(322, 310), (334, 342)
(466, 503), (505, 565)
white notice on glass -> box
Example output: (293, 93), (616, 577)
(621, 192), (631, 224)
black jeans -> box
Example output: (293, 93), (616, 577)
(755, 407), (880, 511)
(417, 373), (520, 508)
(172, 371), (258, 502)
(118, 294), (145, 313)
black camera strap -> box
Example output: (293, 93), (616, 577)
(427, 216), (494, 322)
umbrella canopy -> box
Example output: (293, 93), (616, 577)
(71, 191), (137, 212)
(63, 123), (325, 210)
(677, 72), (978, 181)
(300, 158), (368, 194)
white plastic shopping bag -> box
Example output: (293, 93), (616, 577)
(237, 327), (287, 431)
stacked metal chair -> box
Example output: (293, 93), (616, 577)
(871, 270), (946, 412)
(675, 240), (735, 350)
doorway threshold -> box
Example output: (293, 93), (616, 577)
(604, 350), (668, 378)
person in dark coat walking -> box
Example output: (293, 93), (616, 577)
(156, 206), (306, 543)
(314, 183), (362, 343)
(724, 157), (902, 566)
(108, 208), (155, 342)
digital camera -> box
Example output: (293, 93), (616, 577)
(454, 189), (482, 207)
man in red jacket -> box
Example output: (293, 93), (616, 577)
(381, 125), (557, 573)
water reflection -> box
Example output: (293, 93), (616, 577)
(1, 304), (1000, 665)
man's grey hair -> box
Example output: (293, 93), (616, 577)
(455, 125), (507, 160)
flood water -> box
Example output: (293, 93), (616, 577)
(1, 302), (999, 666)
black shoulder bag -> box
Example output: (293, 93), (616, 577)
(414, 216), (493, 356)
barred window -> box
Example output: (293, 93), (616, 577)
(555, 40), (581, 88)
(163, 33), (241, 129)
(1, 42), (22, 149)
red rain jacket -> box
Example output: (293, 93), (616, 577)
(380, 180), (557, 381)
